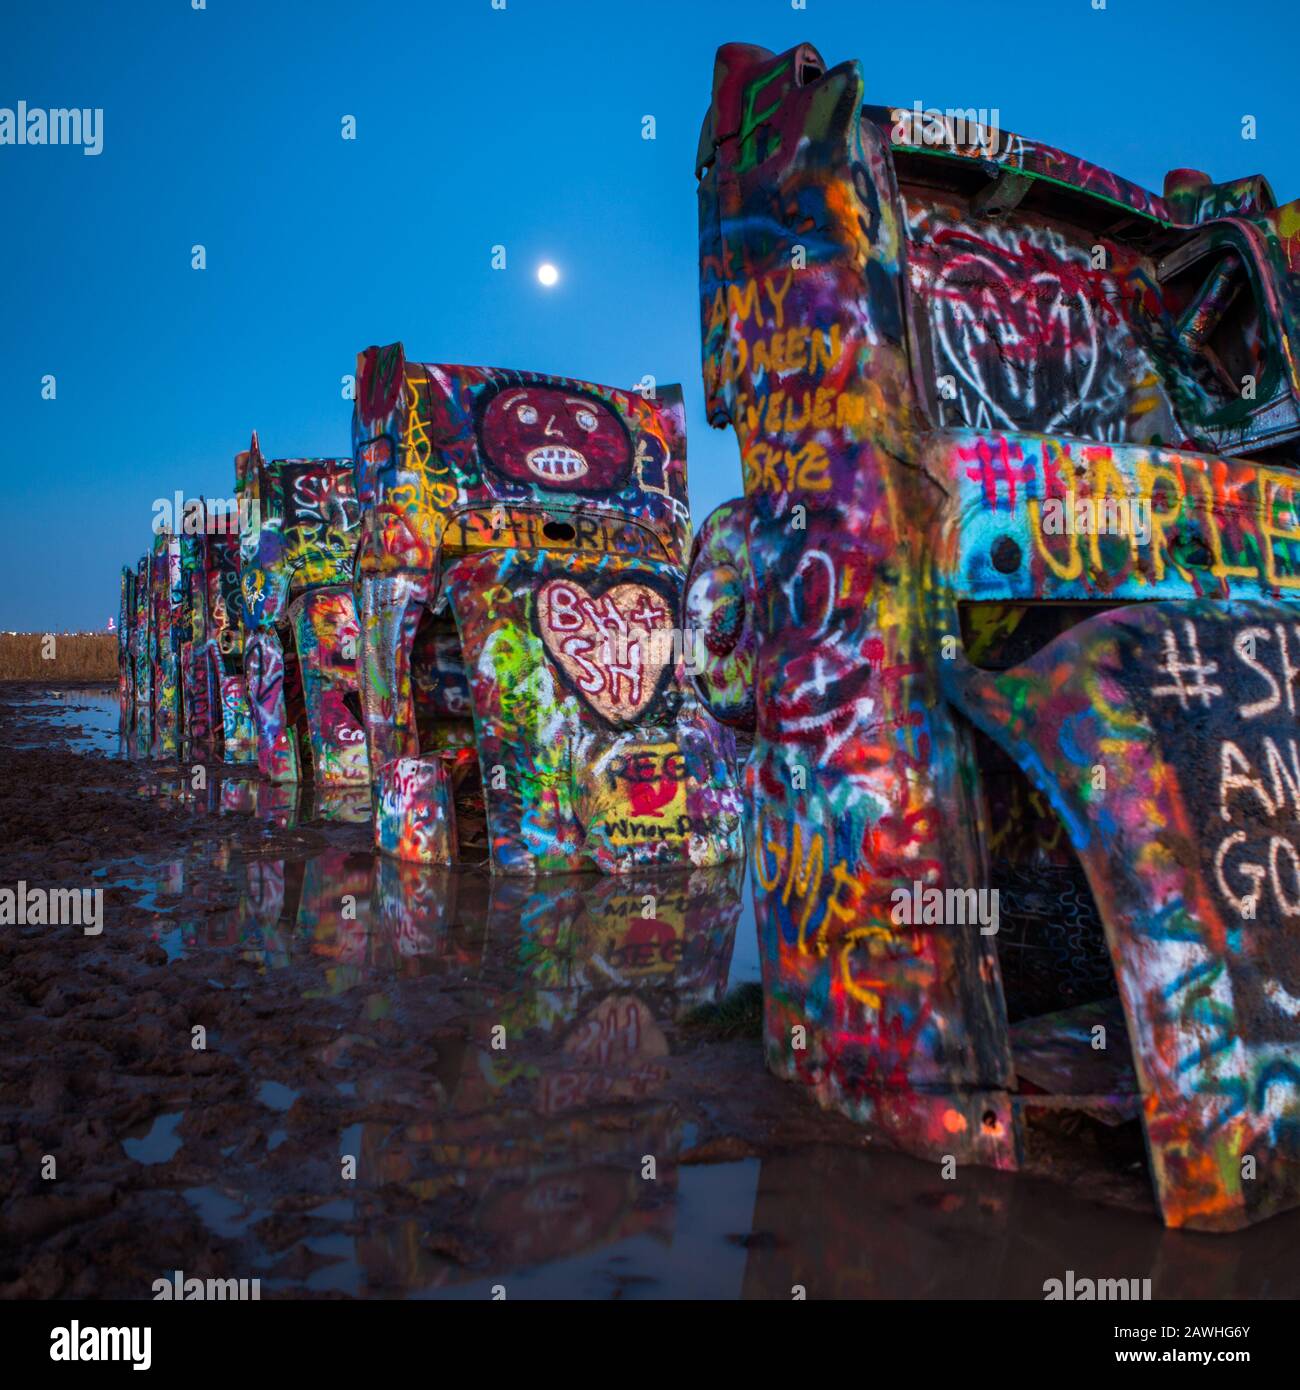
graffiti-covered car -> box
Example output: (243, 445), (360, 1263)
(146, 528), (183, 759)
(235, 433), (369, 786)
(687, 40), (1300, 1229)
(351, 342), (744, 873)
(120, 514), (257, 764)
(128, 551), (152, 750)
(117, 562), (135, 738)
(178, 520), (257, 764)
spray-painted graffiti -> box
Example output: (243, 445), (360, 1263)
(146, 530), (184, 759)
(934, 431), (1300, 604)
(440, 548), (739, 874)
(131, 552), (152, 750)
(351, 344), (743, 873)
(235, 433), (368, 785)
(117, 564), (136, 740)
(185, 522), (256, 763)
(947, 602), (1300, 1229)
(119, 513), (256, 764)
(535, 575), (676, 726)
(906, 214), (1179, 442)
(689, 39), (1300, 1227)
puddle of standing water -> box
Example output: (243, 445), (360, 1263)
(122, 1111), (185, 1165)
(39, 702), (1300, 1298)
(6, 684), (123, 756)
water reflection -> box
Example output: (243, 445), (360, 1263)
(97, 767), (1300, 1298)
(738, 1146), (1300, 1300)
(346, 864), (743, 1291)
(174, 834), (742, 1010)
(6, 684), (122, 756)
(131, 773), (750, 991)
(114, 774), (747, 1290)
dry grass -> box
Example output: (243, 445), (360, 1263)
(0, 633), (118, 681)
(680, 982), (765, 1040)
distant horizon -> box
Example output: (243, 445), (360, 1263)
(3, 0), (1296, 628)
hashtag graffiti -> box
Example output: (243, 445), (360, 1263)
(1151, 620), (1223, 710)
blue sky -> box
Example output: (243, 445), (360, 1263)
(2, 0), (1296, 630)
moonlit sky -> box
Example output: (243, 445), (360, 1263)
(2, 0), (1297, 629)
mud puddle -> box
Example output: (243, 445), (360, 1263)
(2, 683), (1299, 1299)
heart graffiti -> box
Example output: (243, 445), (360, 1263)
(537, 577), (674, 725)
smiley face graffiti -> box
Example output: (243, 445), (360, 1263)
(478, 384), (633, 493)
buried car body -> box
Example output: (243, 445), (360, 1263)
(686, 39), (1300, 1230)
(350, 343), (744, 874)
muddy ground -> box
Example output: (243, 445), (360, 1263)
(2, 683), (1298, 1300)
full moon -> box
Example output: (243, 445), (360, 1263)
(537, 263), (559, 287)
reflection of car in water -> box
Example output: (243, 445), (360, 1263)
(164, 790), (743, 1288)
(350, 342), (745, 874)
(356, 860), (743, 1290)
(687, 40), (1300, 1229)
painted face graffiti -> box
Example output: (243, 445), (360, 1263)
(760, 520), (880, 754)
(479, 386), (633, 492)
(537, 578), (674, 725)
